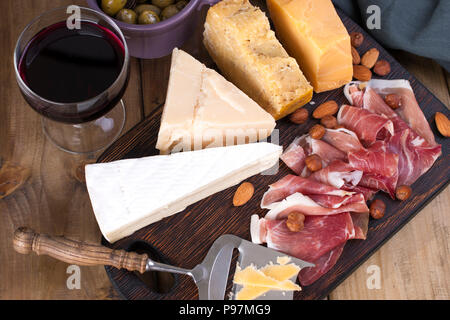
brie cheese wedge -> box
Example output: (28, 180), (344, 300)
(85, 142), (282, 243)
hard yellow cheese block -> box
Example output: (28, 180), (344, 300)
(203, 0), (312, 120)
(267, 0), (353, 93)
(156, 48), (276, 154)
(233, 259), (301, 300)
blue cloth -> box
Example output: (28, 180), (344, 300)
(333, 0), (450, 71)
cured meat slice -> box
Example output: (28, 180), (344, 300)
(348, 141), (399, 198)
(387, 128), (442, 186)
(360, 80), (437, 146)
(348, 141), (399, 178)
(298, 242), (346, 286)
(350, 212), (369, 240)
(337, 104), (394, 146)
(310, 160), (363, 189)
(341, 184), (377, 201)
(280, 137), (306, 175)
(358, 173), (396, 198)
(362, 87), (441, 185)
(308, 193), (366, 209)
(307, 138), (347, 165)
(345, 82), (442, 186)
(264, 192), (369, 219)
(250, 213), (355, 263)
(347, 84), (364, 108)
(261, 174), (354, 208)
(358, 86), (410, 133)
(322, 128), (364, 154)
(281, 135), (346, 176)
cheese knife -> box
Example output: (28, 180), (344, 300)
(13, 227), (314, 300)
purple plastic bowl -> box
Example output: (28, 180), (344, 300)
(86, 0), (219, 59)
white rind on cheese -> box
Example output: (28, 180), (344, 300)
(156, 48), (276, 154)
(85, 142), (282, 243)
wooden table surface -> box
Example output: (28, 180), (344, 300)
(0, 0), (448, 300)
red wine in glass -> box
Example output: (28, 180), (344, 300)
(15, 7), (130, 154)
(18, 20), (129, 124)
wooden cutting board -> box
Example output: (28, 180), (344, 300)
(97, 9), (450, 300)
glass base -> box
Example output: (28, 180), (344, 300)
(42, 100), (126, 155)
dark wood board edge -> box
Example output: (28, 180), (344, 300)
(96, 7), (450, 300)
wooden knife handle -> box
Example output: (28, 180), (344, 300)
(13, 227), (148, 273)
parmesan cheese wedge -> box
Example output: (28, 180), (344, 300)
(156, 48), (276, 154)
(203, 0), (313, 120)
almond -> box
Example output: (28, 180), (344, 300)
(312, 100), (339, 119)
(320, 115), (338, 128)
(289, 108), (309, 124)
(395, 185), (412, 201)
(233, 182), (254, 206)
(353, 65), (372, 81)
(351, 46), (360, 65)
(370, 199), (385, 219)
(350, 32), (364, 48)
(305, 154), (322, 172)
(286, 212), (305, 232)
(435, 112), (450, 137)
(309, 124), (326, 140)
(373, 60), (391, 76)
(384, 94), (402, 109)
(361, 48), (379, 68)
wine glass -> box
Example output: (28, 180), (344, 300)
(14, 6), (130, 154)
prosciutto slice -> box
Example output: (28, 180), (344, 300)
(310, 160), (363, 189)
(322, 128), (364, 154)
(345, 81), (441, 186)
(250, 213), (355, 263)
(261, 174), (354, 208)
(348, 141), (399, 197)
(308, 193), (366, 209)
(352, 80), (437, 146)
(387, 128), (442, 186)
(337, 105), (394, 146)
(298, 242), (346, 286)
(348, 141), (398, 178)
(353, 85), (410, 133)
(350, 212), (369, 240)
(281, 135), (346, 176)
(341, 184), (377, 201)
(264, 192), (369, 220)
(280, 137), (306, 176)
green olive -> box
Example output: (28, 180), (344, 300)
(161, 5), (179, 20)
(101, 0), (127, 16)
(138, 10), (160, 24)
(151, 0), (174, 9)
(116, 9), (137, 24)
(175, 0), (188, 11)
(135, 4), (161, 16)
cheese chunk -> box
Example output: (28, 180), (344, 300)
(267, 0), (353, 93)
(85, 142), (282, 243)
(203, 0), (312, 120)
(156, 48), (276, 154)
(233, 261), (301, 300)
